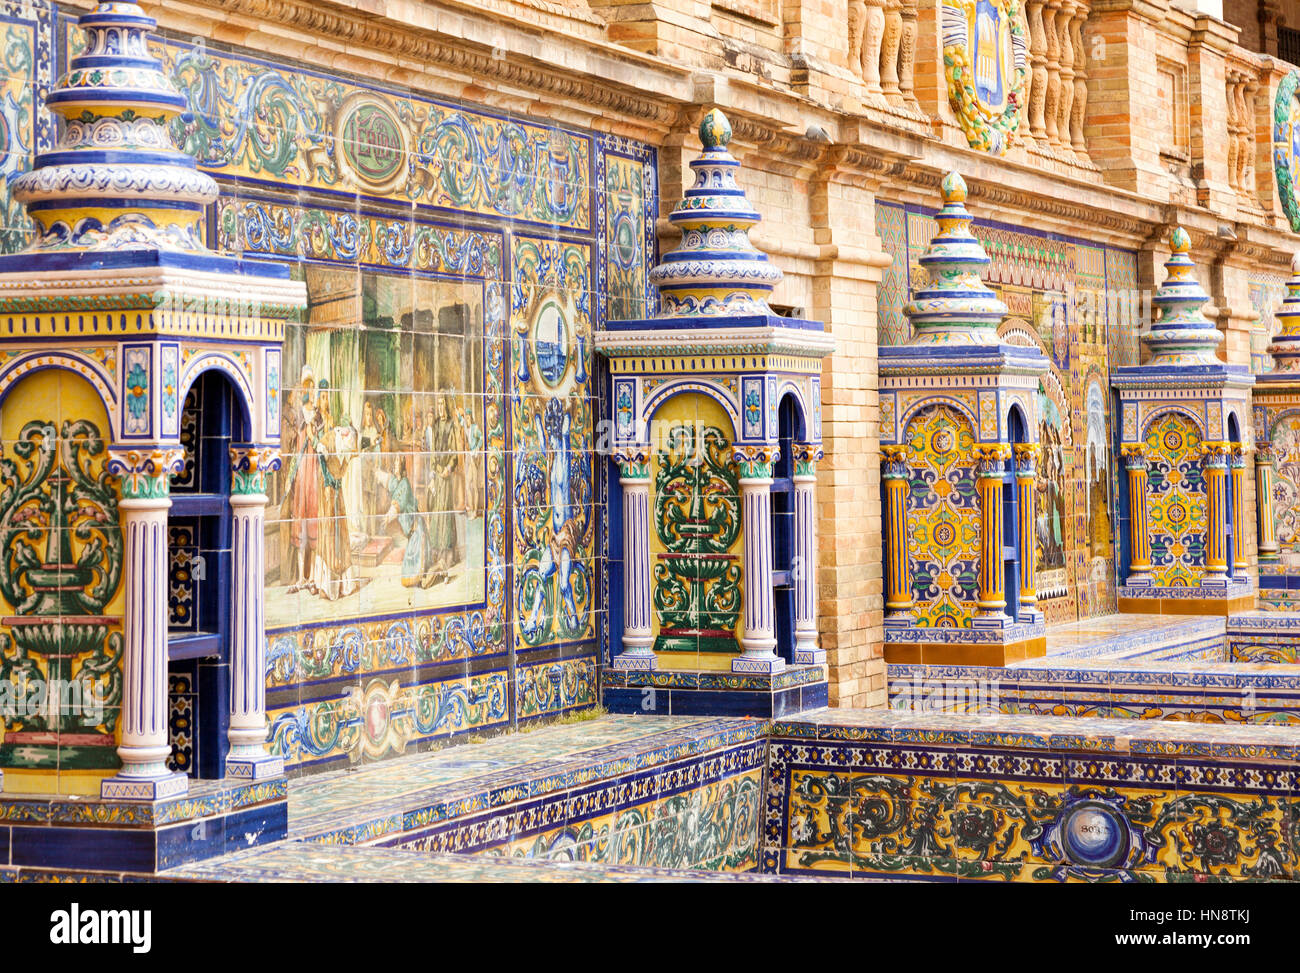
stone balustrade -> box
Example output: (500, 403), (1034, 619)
(849, 0), (920, 110)
(1022, 0), (1092, 162)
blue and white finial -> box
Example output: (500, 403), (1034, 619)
(1144, 226), (1222, 366)
(9, 1), (219, 257)
(1269, 251), (1300, 372)
(902, 171), (1008, 345)
(647, 108), (783, 318)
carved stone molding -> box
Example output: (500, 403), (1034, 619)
(177, 0), (680, 127)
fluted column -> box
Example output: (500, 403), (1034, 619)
(732, 445), (783, 674)
(1230, 445), (1249, 579)
(1201, 442), (1231, 584)
(613, 447), (656, 670)
(101, 448), (187, 801)
(882, 445), (914, 614)
(226, 446), (283, 780)
(1122, 445), (1152, 584)
(975, 445), (1010, 617)
(1257, 444), (1279, 563)
(1014, 444), (1039, 611)
(793, 445), (824, 665)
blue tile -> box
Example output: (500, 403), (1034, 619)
(12, 825), (157, 873)
(669, 690), (770, 717)
(156, 815), (228, 870)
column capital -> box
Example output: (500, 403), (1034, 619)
(1013, 442), (1040, 476)
(973, 443), (1011, 477)
(1121, 443), (1148, 470)
(732, 443), (778, 480)
(613, 445), (651, 481)
(793, 442), (824, 477)
(1229, 443), (1247, 469)
(107, 447), (185, 501)
(881, 443), (910, 478)
(1256, 443), (1276, 464)
(1199, 441), (1232, 469)
(230, 445), (281, 496)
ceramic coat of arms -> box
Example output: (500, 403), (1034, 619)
(942, 0), (1029, 154)
(1274, 71), (1300, 232)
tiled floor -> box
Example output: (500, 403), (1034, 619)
(1029, 612), (1226, 666)
(167, 842), (824, 882)
(283, 715), (764, 843)
(159, 715), (778, 882)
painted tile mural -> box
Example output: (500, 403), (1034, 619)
(42, 10), (657, 775)
(1249, 272), (1287, 374)
(648, 393), (744, 663)
(767, 735), (1298, 881)
(0, 0), (53, 255)
(1267, 412), (1300, 562)
(876, 202), (1137, 623)
(0, 371), (125, 790)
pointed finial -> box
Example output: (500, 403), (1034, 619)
(644, 107), (781, 318)
(941, 171), (967, 204)
(700, 109), (732, 151)
(901, 170), (1007, 345)
(10, 0), (217, 257)
(1143, 225), (1221, 366)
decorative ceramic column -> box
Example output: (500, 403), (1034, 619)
(733, 445), (783, 674)
(975, 445), (1010, 617)
(1202, 442), (1231, 584)
(226, 447), (283, 779)
(1013, 444), (1039, 612)
(1257, 444), (1279, 563)
(792, 444), (824, 665)
(881, 444), (914, 614)
(613, 447), (656, 670)
(1122, 444), (1152, 583)
(1230, 444), (1249, 579)
(101, 449), (187, 801)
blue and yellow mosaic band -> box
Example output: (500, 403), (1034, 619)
(904, 404), (981, 627)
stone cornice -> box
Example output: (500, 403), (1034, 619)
(148, 0), (688, 129)
(86, 0), (1299, 268)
